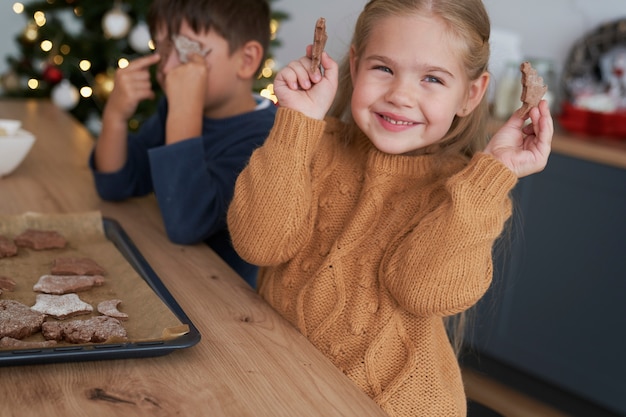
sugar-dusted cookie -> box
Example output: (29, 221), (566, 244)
(31, 293), (93, 319)
(172, 34), (211, 63)
(33, 274), (105, 295)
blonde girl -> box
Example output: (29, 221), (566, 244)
(228, 0), (553, 415)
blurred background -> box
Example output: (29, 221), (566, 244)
(0, 0), (624, 134)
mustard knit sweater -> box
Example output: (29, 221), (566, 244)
(228, 108), (517, 417)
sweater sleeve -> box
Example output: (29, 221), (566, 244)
(381, 153), (517, 317)
(90, 101), (167, 200)
(148, 137), (228, 244)
(227, 107), (326, 265)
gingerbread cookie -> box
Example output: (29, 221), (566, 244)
(97, 299), (128, 320)
(0, 300), (46, 339)
(42, 316), (127, 344)
(311, 17), (328, 73)
(0, 276), (16, 292)
(0, 337), (57, 349)
(0, 235), (18, 258)
(14, 229), (67, 250)
(518, 61), (548, 119)
(50, 257), (106, 276)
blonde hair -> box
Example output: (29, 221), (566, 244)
(329, 0), (492, 158)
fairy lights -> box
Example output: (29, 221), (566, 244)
(12, 2), (24, 14)
(6, 0), (287, 133)
(40, 40), (53, 52)
(33, 11), (46, 26)
(79, 60), (91, 71)
(80, 86), (92, 98)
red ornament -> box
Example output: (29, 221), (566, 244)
(42, 64), (63, 85)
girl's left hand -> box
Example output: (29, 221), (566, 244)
(484, 100), (553, 178)
(273, 45), (339, 120)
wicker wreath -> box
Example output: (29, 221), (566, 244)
(561, 18), (626, 103)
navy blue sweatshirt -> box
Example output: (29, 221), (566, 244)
(90, 95), (276, 287)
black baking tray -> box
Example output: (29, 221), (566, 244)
(0, 217), (201, 366)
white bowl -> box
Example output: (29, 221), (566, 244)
(0, 128), (36, 177)
(0, 119), (22, 136)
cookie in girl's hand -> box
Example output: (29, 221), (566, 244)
(518, 61), (548, 119)
(311, 17), (328, 73)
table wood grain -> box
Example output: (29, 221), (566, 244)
(0, 99), (388, 417)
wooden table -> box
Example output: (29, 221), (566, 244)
(0, 99), (388, 417)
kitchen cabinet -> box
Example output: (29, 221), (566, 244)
(468, 126), (626, 415)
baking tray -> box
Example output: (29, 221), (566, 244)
(0, 217), (201, 366)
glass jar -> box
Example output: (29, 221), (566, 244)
(493, 61), (523, 119)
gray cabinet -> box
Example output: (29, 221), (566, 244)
(469, 151), (626, 415)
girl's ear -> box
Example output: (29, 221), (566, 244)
(458, 71), (490, 116)
(349, 45), (358, 81)
(238, 40), (264, 79)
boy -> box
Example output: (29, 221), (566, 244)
(90, 0), (275, 288)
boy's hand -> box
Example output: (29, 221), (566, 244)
(484, 100), (553, 178)
(162, 52), (207, 109)
(273, 45), (338, 120)
(105, 53), (160, 122)
(96, 53), (159, 173)
(162, 53), (207, 144)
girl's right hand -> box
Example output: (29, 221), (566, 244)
(273, 45), (338, 120)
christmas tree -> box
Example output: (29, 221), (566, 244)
(1, 0), (287, 135)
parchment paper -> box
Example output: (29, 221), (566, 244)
(0, 211), (188, 349)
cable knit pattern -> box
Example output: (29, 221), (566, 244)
(228, 107), (517, 417)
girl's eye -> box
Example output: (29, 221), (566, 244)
(424, 75), (442, 84)
(373, 65), (393, 74)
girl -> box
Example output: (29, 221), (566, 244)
(228, 0), (552, 416)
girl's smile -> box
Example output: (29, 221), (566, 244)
(377, 112), (420, 131)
